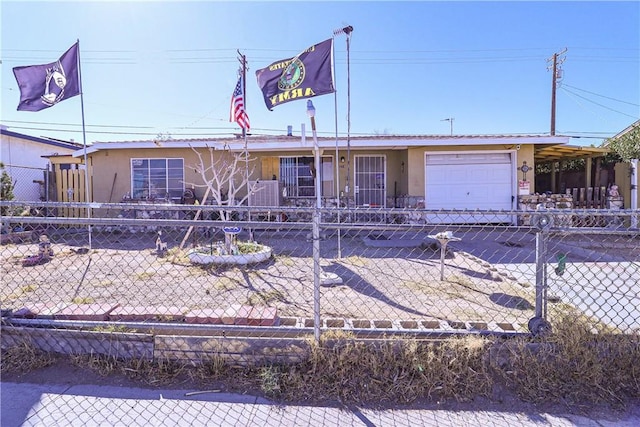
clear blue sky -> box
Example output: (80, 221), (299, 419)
(1, 1), (638, 146)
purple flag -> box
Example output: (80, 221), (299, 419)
(255, 38), (334, 110)
(13, 43), (81, 112)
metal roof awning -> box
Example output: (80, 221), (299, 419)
(534, 144), (610, 163)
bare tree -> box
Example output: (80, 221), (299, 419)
(187, 144), (260, 254)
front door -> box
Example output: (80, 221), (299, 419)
(354, 155), (386, 207)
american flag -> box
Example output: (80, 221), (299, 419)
(230, 75), (250, 131)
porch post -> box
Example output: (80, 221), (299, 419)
(585, 157), (592, 191)
(558, 161), (565, 194)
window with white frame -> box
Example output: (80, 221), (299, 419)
(131, 158), (184, 200)
(279, 156), (334, 198)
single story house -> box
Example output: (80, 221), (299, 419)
(0, 127), (83, 202)
(62, 132), (591, 223)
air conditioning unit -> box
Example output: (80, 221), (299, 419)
(248, 180), (281, 207)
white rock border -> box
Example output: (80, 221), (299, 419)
(188, 245), (272, 265)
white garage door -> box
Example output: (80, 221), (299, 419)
(425, 152), (514, 223)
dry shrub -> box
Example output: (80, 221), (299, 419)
(276, 335), (492, 405)
(494, 317), (640, 407)
(1, 341), (56, 373)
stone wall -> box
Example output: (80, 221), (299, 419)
(518, 194), (573, 227)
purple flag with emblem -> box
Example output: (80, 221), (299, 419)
(255, 38), (334, 110)
(13, 42), (81, 112)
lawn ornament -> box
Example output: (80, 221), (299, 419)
(156, 231), (168, 256)
(21, 235), (54, 267)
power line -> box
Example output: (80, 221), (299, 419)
(560, 87), (639, 119)
(1, 119), (155, 129)
(562, 83), (640, 107)
(3, 45), (637, 66)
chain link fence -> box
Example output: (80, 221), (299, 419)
(0, 164), (48, 203)
(2, 201), (639, 423)
(2, 201), (638, 350)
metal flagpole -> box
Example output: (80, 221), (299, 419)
(238, 51), (252, 241)
(76, 39), (92, 250)
(332, 25), (353, 257)
(331, 32), (341, 259)
(307, 100), (321, 342)
(333, 26), (353, 204)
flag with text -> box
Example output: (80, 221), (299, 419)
(255, 38), (334, 110)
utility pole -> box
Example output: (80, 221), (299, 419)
(547, 48), (567, 136)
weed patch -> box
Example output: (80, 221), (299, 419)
(0, 341), (56, 373)
(2, 317), (638, 409)
(492, 317), (640, 408)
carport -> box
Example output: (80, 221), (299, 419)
(534, 144), (611, 194)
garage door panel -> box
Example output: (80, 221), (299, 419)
(425, 153), (514, 223)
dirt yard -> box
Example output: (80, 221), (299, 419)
(1, 227), (542, 331)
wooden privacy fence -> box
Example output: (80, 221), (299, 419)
(54, 168), (90, 218)
(567, 186), (608, 209)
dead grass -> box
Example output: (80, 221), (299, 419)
(0, 341), (56, 373)
(247, 289), (285, 306)
(492, 316), (640, 408)
(2, 319), (639, 409)
(340, 256), (368, 267)
(211, 277), (240, 291)
(271, 335), (493, 404)
(71, 296), (95, 304)
(69, 353), (189, 386)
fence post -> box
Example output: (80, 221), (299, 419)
(312, 209), (321, 342)
(631, 159), (638, 229)
(534, 232), (546, 319)
(530, 227), (552, 335)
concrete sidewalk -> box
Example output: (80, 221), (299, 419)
(2, 381), (639, 427)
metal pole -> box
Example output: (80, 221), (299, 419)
(534, 231), (545, 319)
(332, 44), (341, 259)
(631, 159), (638, 229)
(550, 53), (558, 136)
(238, 51), (253, 240)
(76, 39), (92, 250)
(308, 101), (321, 343)
(332, 25), (353, 221)
(439, 241), (447, 281)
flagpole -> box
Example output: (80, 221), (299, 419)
(332, 26), (353, 204)
(76, 39), (92, 250)
(332, 25), (353, 257)
(238, 51), (252, 241)
(331, 34), (342, 259)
